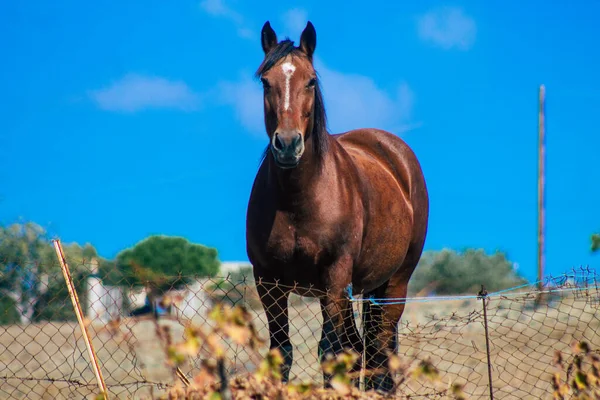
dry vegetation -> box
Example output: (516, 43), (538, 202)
(2, 284), (600, 400)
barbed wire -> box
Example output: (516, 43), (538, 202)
(1, 255), (599, 399)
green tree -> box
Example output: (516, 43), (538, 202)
(0, 221), (101, 324)
(0, 222), (50, 324)
(592, 233), (600, 252)
(110, 235), (220, 302)
(0, 297), (20, 325)
(408, 248), (529, 296)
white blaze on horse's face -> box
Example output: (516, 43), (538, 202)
(281, 62), (296, 111)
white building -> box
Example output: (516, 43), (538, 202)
(87, 258), (124, 323)
(218, 261), (252, 276)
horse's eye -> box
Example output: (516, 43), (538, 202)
(261, 78), (271, 92)
(307, 78), (317, 88)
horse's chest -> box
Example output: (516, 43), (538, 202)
(262, 223), (337, 287)
(266, 224), (323, 265)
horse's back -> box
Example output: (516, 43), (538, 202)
(334, 128), (428, 205)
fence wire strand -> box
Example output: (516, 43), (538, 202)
(1, 256), (599, 399)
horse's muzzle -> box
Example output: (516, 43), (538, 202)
(271, 131), (304, 168)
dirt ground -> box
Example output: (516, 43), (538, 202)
(2, 288), (599, 400)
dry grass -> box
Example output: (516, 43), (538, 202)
(2, 288), (600, 399)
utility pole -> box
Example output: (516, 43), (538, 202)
(537, 84), (546, 291)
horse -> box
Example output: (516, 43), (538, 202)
(245, 20), (429, 392)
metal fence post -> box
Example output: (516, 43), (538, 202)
(478, 285), (494, 400)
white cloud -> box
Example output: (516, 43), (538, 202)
(199, 0), (255, 41)
(216, 60), (418, 137)
(236, 27), (254, 40)
(315, 58), (417, 134)
(89, 74), (200, 112)
(217, 72), (264, 135)
(199, 0), (240, 21)
(281, 8), (308, 38)
(418, 6), (476, 51)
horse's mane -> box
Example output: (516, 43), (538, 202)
(255, 39), (329, 166)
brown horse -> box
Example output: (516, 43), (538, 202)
(245, 20), (429, 392)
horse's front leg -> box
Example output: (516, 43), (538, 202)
(256, 282), (293, 382)
(318, 260), (363, 388)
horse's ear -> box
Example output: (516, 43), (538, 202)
(299, 21), (316, 60)
(261, 21), (278, 55)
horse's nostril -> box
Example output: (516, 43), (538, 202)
(274, 134), (285, 151)
(293, 133), (302, 146)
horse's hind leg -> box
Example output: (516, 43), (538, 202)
(363, 260), (417, 392)
(256, 281), (293, 382)
(363, 281), (395, 392)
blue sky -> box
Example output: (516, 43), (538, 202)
(1, 0), (598, 283)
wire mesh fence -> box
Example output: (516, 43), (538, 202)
(1, 250), (599, 399)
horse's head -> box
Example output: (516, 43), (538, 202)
(256, 21), (324, 169)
